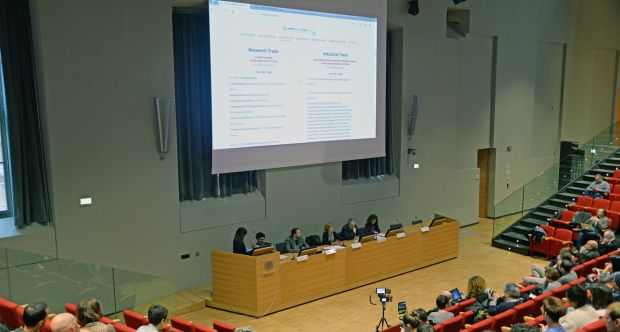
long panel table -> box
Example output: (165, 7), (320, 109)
(206, 218), (460, 317)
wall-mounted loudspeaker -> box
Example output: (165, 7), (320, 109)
(408, 95), (421, 139)
(408, 0), (419, 16)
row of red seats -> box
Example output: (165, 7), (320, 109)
(553, 207), (620, 232)
(528, 225), (573, 259)
(121, 309), (236, 332)
(568, 195), (620, 225)
(0, 299), (236, 332)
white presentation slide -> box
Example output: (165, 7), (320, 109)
(209, 0), (377, 150)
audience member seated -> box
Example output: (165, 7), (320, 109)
(284, 228), (310, 253)
(489, 282), (522, 316)
(557, 259), (578, 285)
(541, 267), (562, 293)
(412, 308), (428, 324)
(525, 249), (573, 286)
(606, 302), (620, 332)
(232, 227), (248, 255)
(14, 302), (49, 332)
(589, 284), (613, 317)
(577, 240), (600, 264)
(340, 218), (363, 241)
(251, 232), (270, 249)
(364, 214), (381, 235)
(136, 305), (168, 332)
(427, 295), (454, 325)
(543, 296), (566, 332)
(321, 223), (342, 245)
(466, 275), (490, 306)
(77, 299), (114, 332)
(577, 209), (610, 247)
(599, 231), (620, 255)
(584, 174), (611, 199)
(51, 314), (81, 332)
(401, 313), (422, 332)
(559, 285), (598, 332)
(596, 255), (620, 283)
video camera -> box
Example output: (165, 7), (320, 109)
(376, 288), (393, 303)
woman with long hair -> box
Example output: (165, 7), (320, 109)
(233, 227), (248, 255)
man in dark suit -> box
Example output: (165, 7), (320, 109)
(340, 218), (363, 240)
(600, 231), (620, 255)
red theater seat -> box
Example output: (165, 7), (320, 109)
(122, 310), (148, 330)
(548, 229), (573, 258)
(551, 210), (575, 229)
(65, 302), (77, 316)
(491, 309), (515, 332)
(171, 317), (195, 332)
(586, 199), (610, 215)
(569, 196), (593, 212)
(529, 225), (555, 258)
(466, 318), (493, 332)
(114, 323), (137, 332)
(194, 325), (217, 332)
(0, 297), (23, 329)
(212, 321), (236, 332)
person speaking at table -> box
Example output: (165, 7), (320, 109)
(285, 227), (310, 253)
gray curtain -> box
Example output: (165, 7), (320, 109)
(173, 9), (259, 201)
(0, 0), (52, 227)
(342, 31), (394, 180)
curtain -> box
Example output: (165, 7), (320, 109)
(173, 9), (258, 201)
(342, 32), (394, 180)
(0, 0), (51, 227)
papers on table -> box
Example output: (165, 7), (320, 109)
(323, 245), (345, 251)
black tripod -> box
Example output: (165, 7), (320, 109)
(375, 301), (390, 332)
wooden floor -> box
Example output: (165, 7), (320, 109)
(174, 218), (546, 331)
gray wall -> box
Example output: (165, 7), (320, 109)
(2, 0), (619, 291)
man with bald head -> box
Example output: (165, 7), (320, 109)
(600, 231), (620, 255)
(51, 313), (80, 332)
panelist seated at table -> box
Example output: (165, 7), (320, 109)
(364, 214), (381, 235)
(322, 223), (342, 245)
(340, 218), (364, 240)
(252, 232), (271, 249)
(233, 227), (250, 255)
(285, 228), (310, 253)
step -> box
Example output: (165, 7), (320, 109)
(492, 238), (530, 256)
(501, 231), (528, 243)
(531, 211), (556, 220)
(566, 186), (585, 194)
(556, 192), (580, 201)
(521, 218), (545, 228)
(512, 224), (532, 235)
(574, 180), (592, 187)
(606, 157), (620, 163)
(598, 163), (620, 170)
(549, 198), (572, 207)
(539, 205), (563, 215)
(588, 168), (614, 176)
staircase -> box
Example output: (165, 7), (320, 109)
(491, 149), (620, 256)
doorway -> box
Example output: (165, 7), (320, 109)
(478, 148), (493, 218)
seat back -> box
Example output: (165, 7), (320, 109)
(381, 326), (401, 332)
(594, 255), (608, 269)
(513, 300), (535, 323)
(212, 321), (236, 332)
(467, 318), (493, 332)
(592, 198), (610, 210)
(171, 317), (195, 332)
(561, 210), (575, 221)
(275, 242), (287, 253)
(551, 284), (571, 299)
(554, 229), (573, 242)
(122, 310), (148, 330)
(305, 235), (321, 247)
(541, 225), (556, 237)
(569, 277), (587, 286)
(0, 297), (22, 329)
(610, 200), (620, 211)
(64, 302), (77, 316)
(491, 309), (515, 332)
(582, 318), (606, 332)
(614, 170), (620, 179)
(444, 304), (460, 316)
(113, 323), (137, 332)
(457, 298), (476, 313)
(532, 292), (552, 317)
(572, 264), (586, 278)
(194, 325), (217, 332)
(41, 319), (53, 332)
(439, 315), (464, 332)
(582, 259), (597, 275)
(576, 196), (593, 206)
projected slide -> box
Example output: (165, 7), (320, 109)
(209, 0), (377, 150)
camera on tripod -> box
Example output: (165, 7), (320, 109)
(376, 288), (393, 303)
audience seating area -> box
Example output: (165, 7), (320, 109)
(0, 298), (236, 332)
